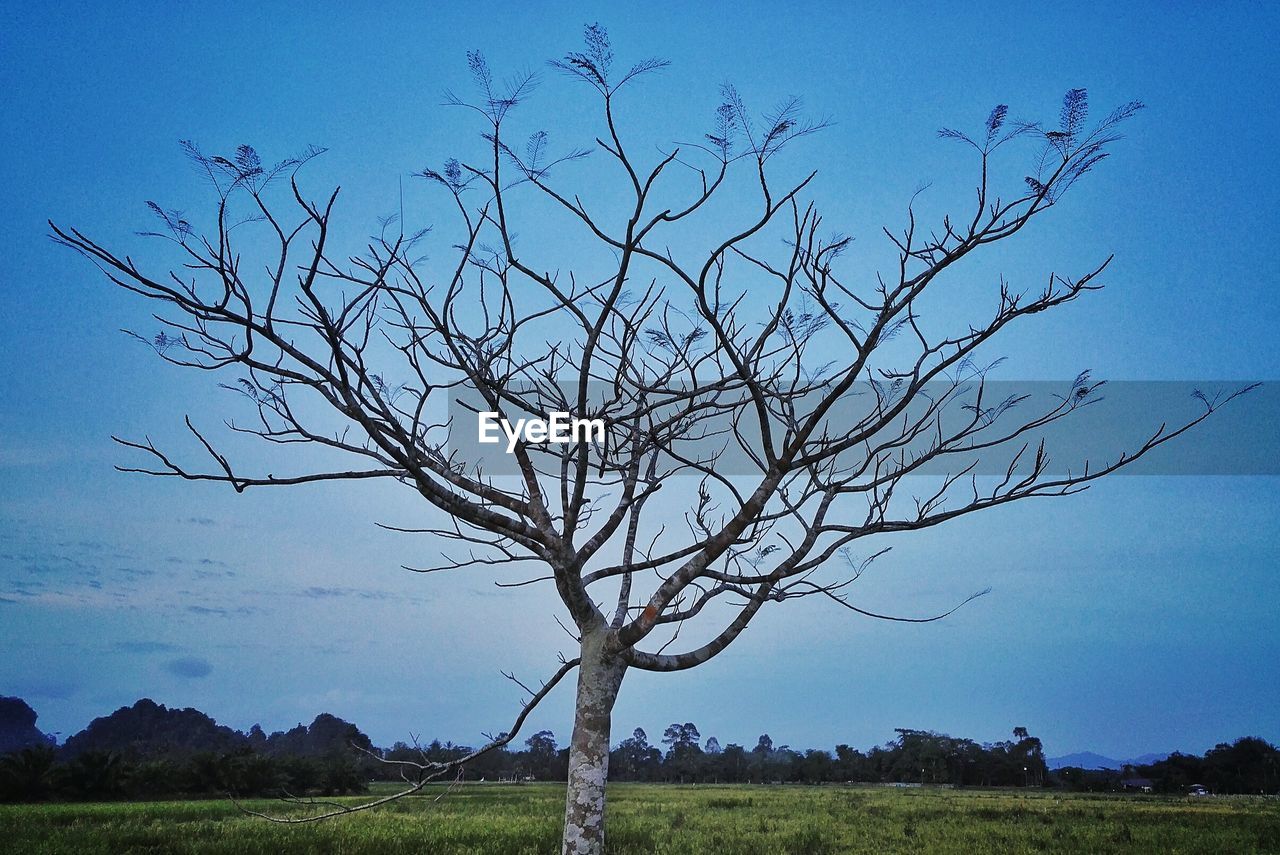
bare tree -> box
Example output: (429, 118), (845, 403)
(52, 25), (1248, 855)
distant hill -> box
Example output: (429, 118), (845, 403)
(1126, 752), (1171, 766)
(0, 696), (52, 753)
(1048, 751), (1171, 770)
(60, 698), (245, 759)
(253, 713), (376, 758)
(1048, 751), (1120, 769)
(56, 697), (375, 762)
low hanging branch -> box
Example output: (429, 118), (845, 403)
(236, 655), (580, 824)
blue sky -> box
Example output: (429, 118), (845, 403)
(1, 1), (1278, 758)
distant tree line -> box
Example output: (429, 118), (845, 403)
(0, 743), (370, 803)
(0, 697), (371, 802)
(394, 725), (1052, 787)
(1056, 737), (1280, 795)
(2, 695), (1276, 802)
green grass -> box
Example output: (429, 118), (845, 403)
(3, 783), (1279, 853)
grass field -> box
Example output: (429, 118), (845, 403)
(3, 783), (1279, 854)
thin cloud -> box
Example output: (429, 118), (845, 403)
(113, 641), (179, 654)
(13, 680), (77, 700)
(302, 586), (392, 600)
(0, 440), (75, 468)
(185, 604), (255, 618)
(165, 656), (213, 679)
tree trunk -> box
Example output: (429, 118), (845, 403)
(562, 626), (626, 855)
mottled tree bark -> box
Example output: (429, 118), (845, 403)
(562, 626), (626, 855)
